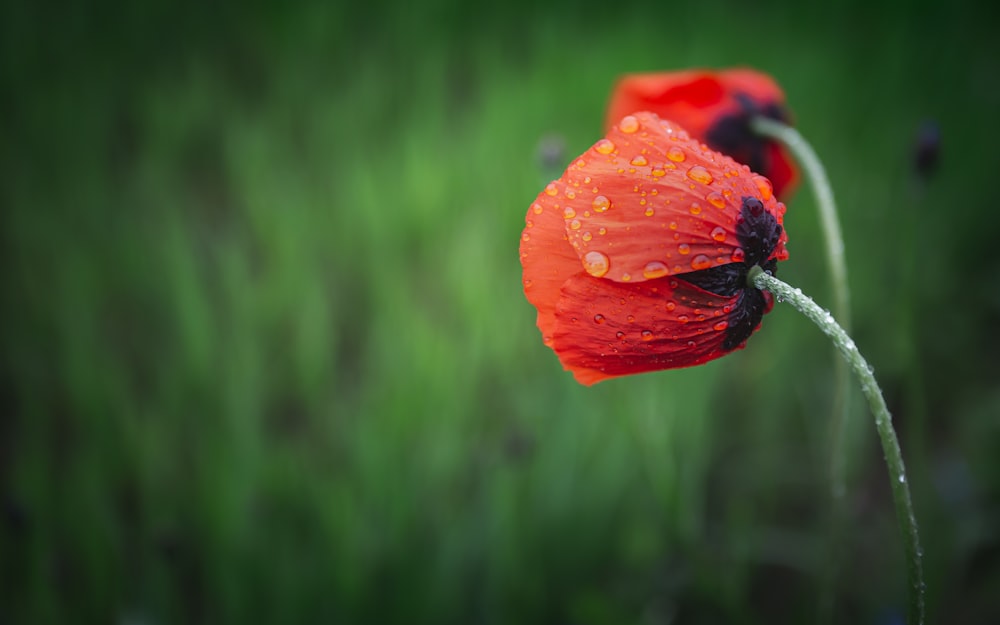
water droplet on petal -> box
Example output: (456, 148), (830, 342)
(630, 155), (648, 166)
(626, 315), (635, 323)
(569, 219), (581, 230)
(651, 167), (666, 177)
(706, 191), (726, 209)
(545, 183), (558, 196)
(665, 300), (676, 311)
(644, 207), (654, 217)
(621, 273), (632, 282)
(678, 315), (689, 323)
(532, 202), (544, 214)
(667, 146), (686, 162)
(593, 314), (605, 324)
(619, 115), (640, 133)
(678, 244), (690, 255)
(615, 331), (625, 339)
(713, 321), (728, 331)
(592, 195), (610, 212)
(522, 232), (530, 241)
(582, 231), (593, 241)
(598, 227), (607, 235)
(643, 261), (669, 279)
(641, 330), (654, 341)
(583, 251), (610, 277)
(689, 202), (702, 216)
(691, 254), (711, 270)
(711, 226), (726, 242)
(564, 206), (576, 219)
(731, 247), (745, 262)
(686, 166), (714, 184)
(752, 175), (773, 200)
(595, 139), (615, 155)
(669, 221), (678, 230)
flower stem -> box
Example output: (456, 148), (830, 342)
(749, 117), (850, 330)
(749, 266), (925, 625)
(752, 117), (852, 526)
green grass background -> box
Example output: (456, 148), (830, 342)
(2, 0), (999, 623)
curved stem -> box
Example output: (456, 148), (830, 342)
(749, 267), (925, 625)
(750, 117), (850, 330)
(752, 116), (853, 511)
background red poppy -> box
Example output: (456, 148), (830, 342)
(605, 69), (799, 199)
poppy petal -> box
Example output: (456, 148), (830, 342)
(520, 184), (583, 343)
(558, 112), (787, 284)
(550, 272), (745, 385)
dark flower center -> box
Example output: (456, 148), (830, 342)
(678, 196), (782, 350)
(705, 94), (788, 177)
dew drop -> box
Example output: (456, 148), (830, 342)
(565, 189), (576, 199)
(592, 195), (611, 213)
(569, 219), (581, 230)
(665, 301), (676, 311)
(595, 139), (615, 155)
(706, 191), (726, 209)
(643, 261), (669, 279)
(598, 227), (607, 235)
(731, 247), (745, 263)
(582, 231), (593, 241)
(619, 115), (640, 133)
(686, 166), (714, 185)
(621, 273), (632, 282)
(641, 330), (654, 341)
(711, 226), (726, 242)
(545, 183), (558, 196)
(669, 221), (678, 230)
(752, 175), (773, 200)
(644, 207), (655, 217)
(630, 155), (648, 166)
(678, 243), (690, 255)
(713, 321), (728, 331)
(564, 206), (576, 219)
(651, 167), (666, 177)
(521, 232), (530, 242)
(691, 254), (711, 270)
(678, 315), (689, 323)
(593, 314), (605, 324)
(583, 251), (610, 277)
(615, 331), (625, 339)
(667, 146), (686, 162)
(532, 202), (544, 215)
(626, 315), (635, 323)
(689, 202), (702, 216)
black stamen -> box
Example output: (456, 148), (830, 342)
(674, 196), (782, 351)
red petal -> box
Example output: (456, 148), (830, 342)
(559, 112), (787, 284)
(520, 182), (583, 344)
(550, 273), (743, 385)
(717, 69), (785, 106)
(606, 71), (725, 132)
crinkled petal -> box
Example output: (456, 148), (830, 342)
(550, 273), (745, 385)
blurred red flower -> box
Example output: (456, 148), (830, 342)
(520, 112), (788, 385)
(605, 69), (798, 198)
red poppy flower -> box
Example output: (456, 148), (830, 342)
(605, 69), (798, 198)
(520, 112), (788, 385)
